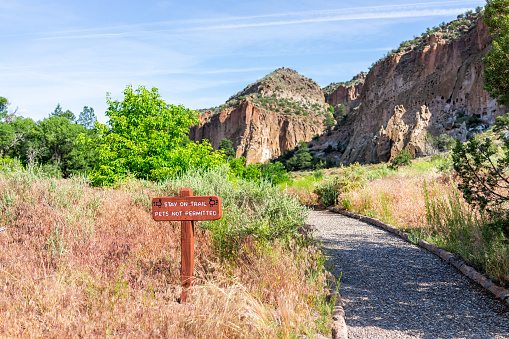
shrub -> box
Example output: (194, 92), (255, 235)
(162, 165), (308, 258)
(390, 149), (413, 169)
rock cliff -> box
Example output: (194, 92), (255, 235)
(190, 69), (327, 163)
(323, 73), (366, 114)
(334, 13), (509, 164)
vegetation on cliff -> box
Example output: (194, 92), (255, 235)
(373, 8), (485, 67)
(201, 68), (330, 119)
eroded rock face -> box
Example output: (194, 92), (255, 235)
(377, 105), (432, 162)
(338, 15), (508, 164)
(326, 73), (366, 113)
(189, 100), (323, 164)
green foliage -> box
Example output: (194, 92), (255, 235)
(390, 149), (413, 169)
(161, 165), (308, 259)
(50, 104), (75, 121)
(218, 138), (235, 160)
(323, 113), (336, 131)
(89, 85), (225, 185)
(484, 0), (509, 105)
(0, 97), (8, 120)
(452, 131), (509, 213)
(313, 163), (368, 206)
(227, 156), (263, 182)
(33, 116), (95, 177)
(77, 106), (97, 129)
(426, 133), (456, 153)
(285, 142), (313, 171)
(313, 176), (341, 206)
(451, 112), (509, 237)
(260, 161), (288, 184)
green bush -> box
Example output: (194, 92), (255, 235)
(161, 165), (308, 259)
(314, 163), (367, 206)
(390, 149), (413, 169)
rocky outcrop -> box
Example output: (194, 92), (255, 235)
(190, 68), (328, 164)
(337, 14), (508, 165)
(325, 73), (366, 114)
(377, 105), (433, 161)
(189, 100), (323, 164)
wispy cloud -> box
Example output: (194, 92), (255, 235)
(38, 1), (480, 40)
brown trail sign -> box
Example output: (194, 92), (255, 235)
(152, 188), (222, 303)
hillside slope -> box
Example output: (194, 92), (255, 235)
(189, 68), (328, 164)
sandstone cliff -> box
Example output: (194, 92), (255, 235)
(190, 69), (327, 163)
(333, 13), (508, 165)
(323, 72), (366, 114)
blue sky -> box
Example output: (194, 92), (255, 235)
(1, 0), (486, 122)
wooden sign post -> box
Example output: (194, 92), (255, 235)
(152, 188), (222, 303)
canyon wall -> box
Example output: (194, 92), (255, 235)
(337, 15), (508, 164)
(189, 100), (323, 164)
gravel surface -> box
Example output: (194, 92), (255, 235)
(309, 210), (509, 339)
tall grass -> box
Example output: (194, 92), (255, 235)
(424, 181), (509, 285)
(0, 163), (332, 337)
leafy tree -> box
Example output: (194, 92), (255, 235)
(228, 157), (247, 178)
(77, 106), (97, 129)
(50, 104), (76, 121)
(483, 0), (509, 105)
(219, 138), (236, 160)
(244, 163), (261, 181)
(261, 161), (288, 184)
(89, 85), (224, 185)
(32, 116), (93, 176)
(0, 97), (8, 120)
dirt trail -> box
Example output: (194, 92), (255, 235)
(309, 210), (509, 339)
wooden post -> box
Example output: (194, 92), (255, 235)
(180, 188), (194, 303)
(152, 189), (222, 303)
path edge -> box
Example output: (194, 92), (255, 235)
(327, 206), (509, 308)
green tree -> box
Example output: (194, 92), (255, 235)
(324, 112), (336, 131)
(0, 97), (8, 120)
(33, 116), (93, 176)
(261, 161), (288, 184)
(483, 0), (509, 105)
(77, 106), (97, 129)
(50, 104), (76, 121)
(219, 138), (236, 160)
(89, 85), (224, 185)
(286, 141), (313, 171)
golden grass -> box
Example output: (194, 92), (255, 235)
(0, 172), (330, 338)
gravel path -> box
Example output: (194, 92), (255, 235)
(309, 210), (509, 339)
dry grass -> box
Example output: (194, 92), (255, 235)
(0, 168), (330, 338)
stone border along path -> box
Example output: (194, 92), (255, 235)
(308, 209), (509, 339)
